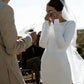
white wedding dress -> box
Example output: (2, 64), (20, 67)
(39, 19), (76, 84)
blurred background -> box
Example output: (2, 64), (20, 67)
(9, 0), (84, 58)
(9, 0), (84, 33)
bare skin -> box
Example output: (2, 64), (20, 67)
(45, 5), (66, 25)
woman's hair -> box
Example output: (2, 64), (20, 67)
(47, 0), (64, 11)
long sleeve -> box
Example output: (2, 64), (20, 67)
(54, 19), (76, 49)
(0, 5), (32, 55)
(39, 21), (49, 48)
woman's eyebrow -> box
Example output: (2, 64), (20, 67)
(47, 10), (53, 13)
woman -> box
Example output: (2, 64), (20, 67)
(39, 0), (76, 84)
(0, 0), (33, 84)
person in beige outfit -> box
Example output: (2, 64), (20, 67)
(0, 0), (34, 84)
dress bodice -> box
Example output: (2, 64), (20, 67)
(39, 19), (75, 50)
(40, 20), (76, 84)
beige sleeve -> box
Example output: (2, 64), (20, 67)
(0, 5), (32, 55)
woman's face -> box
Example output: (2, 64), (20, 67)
(46, 5), (57, 14)
(2, 0), (10, 3)
(46, 5), (62, 20)
(46, 5), (60, 20)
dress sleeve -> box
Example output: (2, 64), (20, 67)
(54, 19), (76, 49)
(39, 21), (49, 48)
(0, 6), (32, 55)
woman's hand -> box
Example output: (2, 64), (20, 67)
(45, 11), (59, 24)
(45, 13), (51, 25)
(50, 11), (58, 21)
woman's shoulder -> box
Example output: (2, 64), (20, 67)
(66, 20), (76, 26)
(65, 20), (76, 32)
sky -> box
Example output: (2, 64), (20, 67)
(9, 0), (84, 35)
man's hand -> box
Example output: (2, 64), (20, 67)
(30, 32), (37, 45)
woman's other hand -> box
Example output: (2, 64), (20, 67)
(45, 11), (58, 24)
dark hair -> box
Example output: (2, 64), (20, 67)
(47, 0), (64, 11)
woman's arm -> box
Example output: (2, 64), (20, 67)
(0, 5), (32, 55)
(54, 19), (76, 49)
(39, 21), (49, 48)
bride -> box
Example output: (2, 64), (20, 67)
(39, 0), (84, 84)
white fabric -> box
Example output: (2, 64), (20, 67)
(60, 0), (76, 22)
(67, 30), (84, 84)
(39, 19), (75, 84)
(60, 0), (84, 84)
(67, 45), (84, 84)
